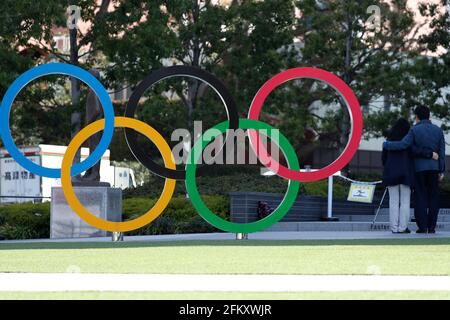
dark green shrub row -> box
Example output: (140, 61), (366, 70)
(122, 165), (289, 198)
(0, 195), (229, 240)
(123, 195), (229, 236)
(123, 164), (349, 199)
(0, 202), (50, 240)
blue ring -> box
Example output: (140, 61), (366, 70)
(0, 63), (115, 178)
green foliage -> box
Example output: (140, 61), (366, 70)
(0, 0), (299, 159)
(348, 171), (382, 182)
(2, 0), (449, 163)
(302, 180), (347, 198)
(0, 202), (50, 239)
(364, 110), (402, 139)
(416, 1), (450, 130)
(295, 0), (449, 145)
(0, 172), (447, 240)
(0, 195), (229, 240)
(136, 216), (177, 236)
(123, 195), (228, 221)
(176, 216), (220, 234)
(92, 0), (298, 161)
(122, 165), (289, 198)
(0, 1), (68, 148)
(123, 195), (229, 236)
(0, 1), (65, 90)
(123, 164), (349, 199)
(439, 177), (450, 195)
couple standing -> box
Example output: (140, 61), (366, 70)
(382, 106), (446, 234)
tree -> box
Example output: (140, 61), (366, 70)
(4, 0), (446, 169)
(292, 0), (442, 152)
(414, 0), (450, 131)
(1, 0), (299, 164)
(0, 1), (67, 146)
(91, 0), (298, 162)
(0, 1), (114, 147)
(0, 1), (127, 149)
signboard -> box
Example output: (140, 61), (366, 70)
(347, 183), (376, 203)
(0, 151), (41, 203)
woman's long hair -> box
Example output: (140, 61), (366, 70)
(387, 118), (411, 141)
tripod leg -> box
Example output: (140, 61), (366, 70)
(372, 188), (387, 226)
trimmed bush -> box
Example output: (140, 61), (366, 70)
(141, 216), (177, 235)
(123, 195), (229, 236)
(0, 202), (50, 240)
(0, 196), (229, 240)
(302, 179), (347, 198)
(123, 164), (351, 199)
(176, 216), (218, 234)
(123, 195), (228, 221)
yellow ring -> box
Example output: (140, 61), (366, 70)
(61, 116), (176, 232)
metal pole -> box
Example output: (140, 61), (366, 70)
(236, 233), (248, 240)
(372, 188), (388, 226)
(327, 175), (333, 219)
(112, 232), (123, 242)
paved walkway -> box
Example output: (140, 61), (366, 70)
(1, 231), (450, 244)
(0, 273), (449, 292)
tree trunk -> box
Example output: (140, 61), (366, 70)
(339, 11), (353, 175)
(69, 13), (82, 177)
(69, 27), (80, 107)
(186, 1), (202, 143)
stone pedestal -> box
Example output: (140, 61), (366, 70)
(50, 187), (122, 239)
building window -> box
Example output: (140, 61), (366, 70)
(111, 84), (131, 102)
(53, 35), (70, 53)
(114, 88), (124, 101)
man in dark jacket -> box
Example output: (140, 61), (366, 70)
(383, 106), (446, 233)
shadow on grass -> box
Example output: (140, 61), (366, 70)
(0, 237), (449, 250)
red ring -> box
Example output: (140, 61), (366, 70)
(247, 67), (363, 182)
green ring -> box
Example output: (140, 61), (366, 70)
(185, 118), (300, 233)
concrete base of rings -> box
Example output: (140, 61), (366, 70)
(50, 187), (122, 239)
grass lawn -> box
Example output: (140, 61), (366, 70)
(0, 291), (449, 300)
(0, 238), (449, 275)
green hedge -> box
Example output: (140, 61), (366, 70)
(123, 164), (349, 199)
(122, 166), (290, 198)
(0, 202), (50, 240)
(123, 195), (229, 236)
(0, 172), (348, 240)
(0, 195), (229, 240)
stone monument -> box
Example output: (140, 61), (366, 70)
(50, 69), (122, 239)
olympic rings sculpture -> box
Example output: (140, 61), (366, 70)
(0, 62), (363, 233)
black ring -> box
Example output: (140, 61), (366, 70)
(125, 65), (239, 180)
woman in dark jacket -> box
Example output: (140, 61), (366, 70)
(382, 118), (435, 234)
